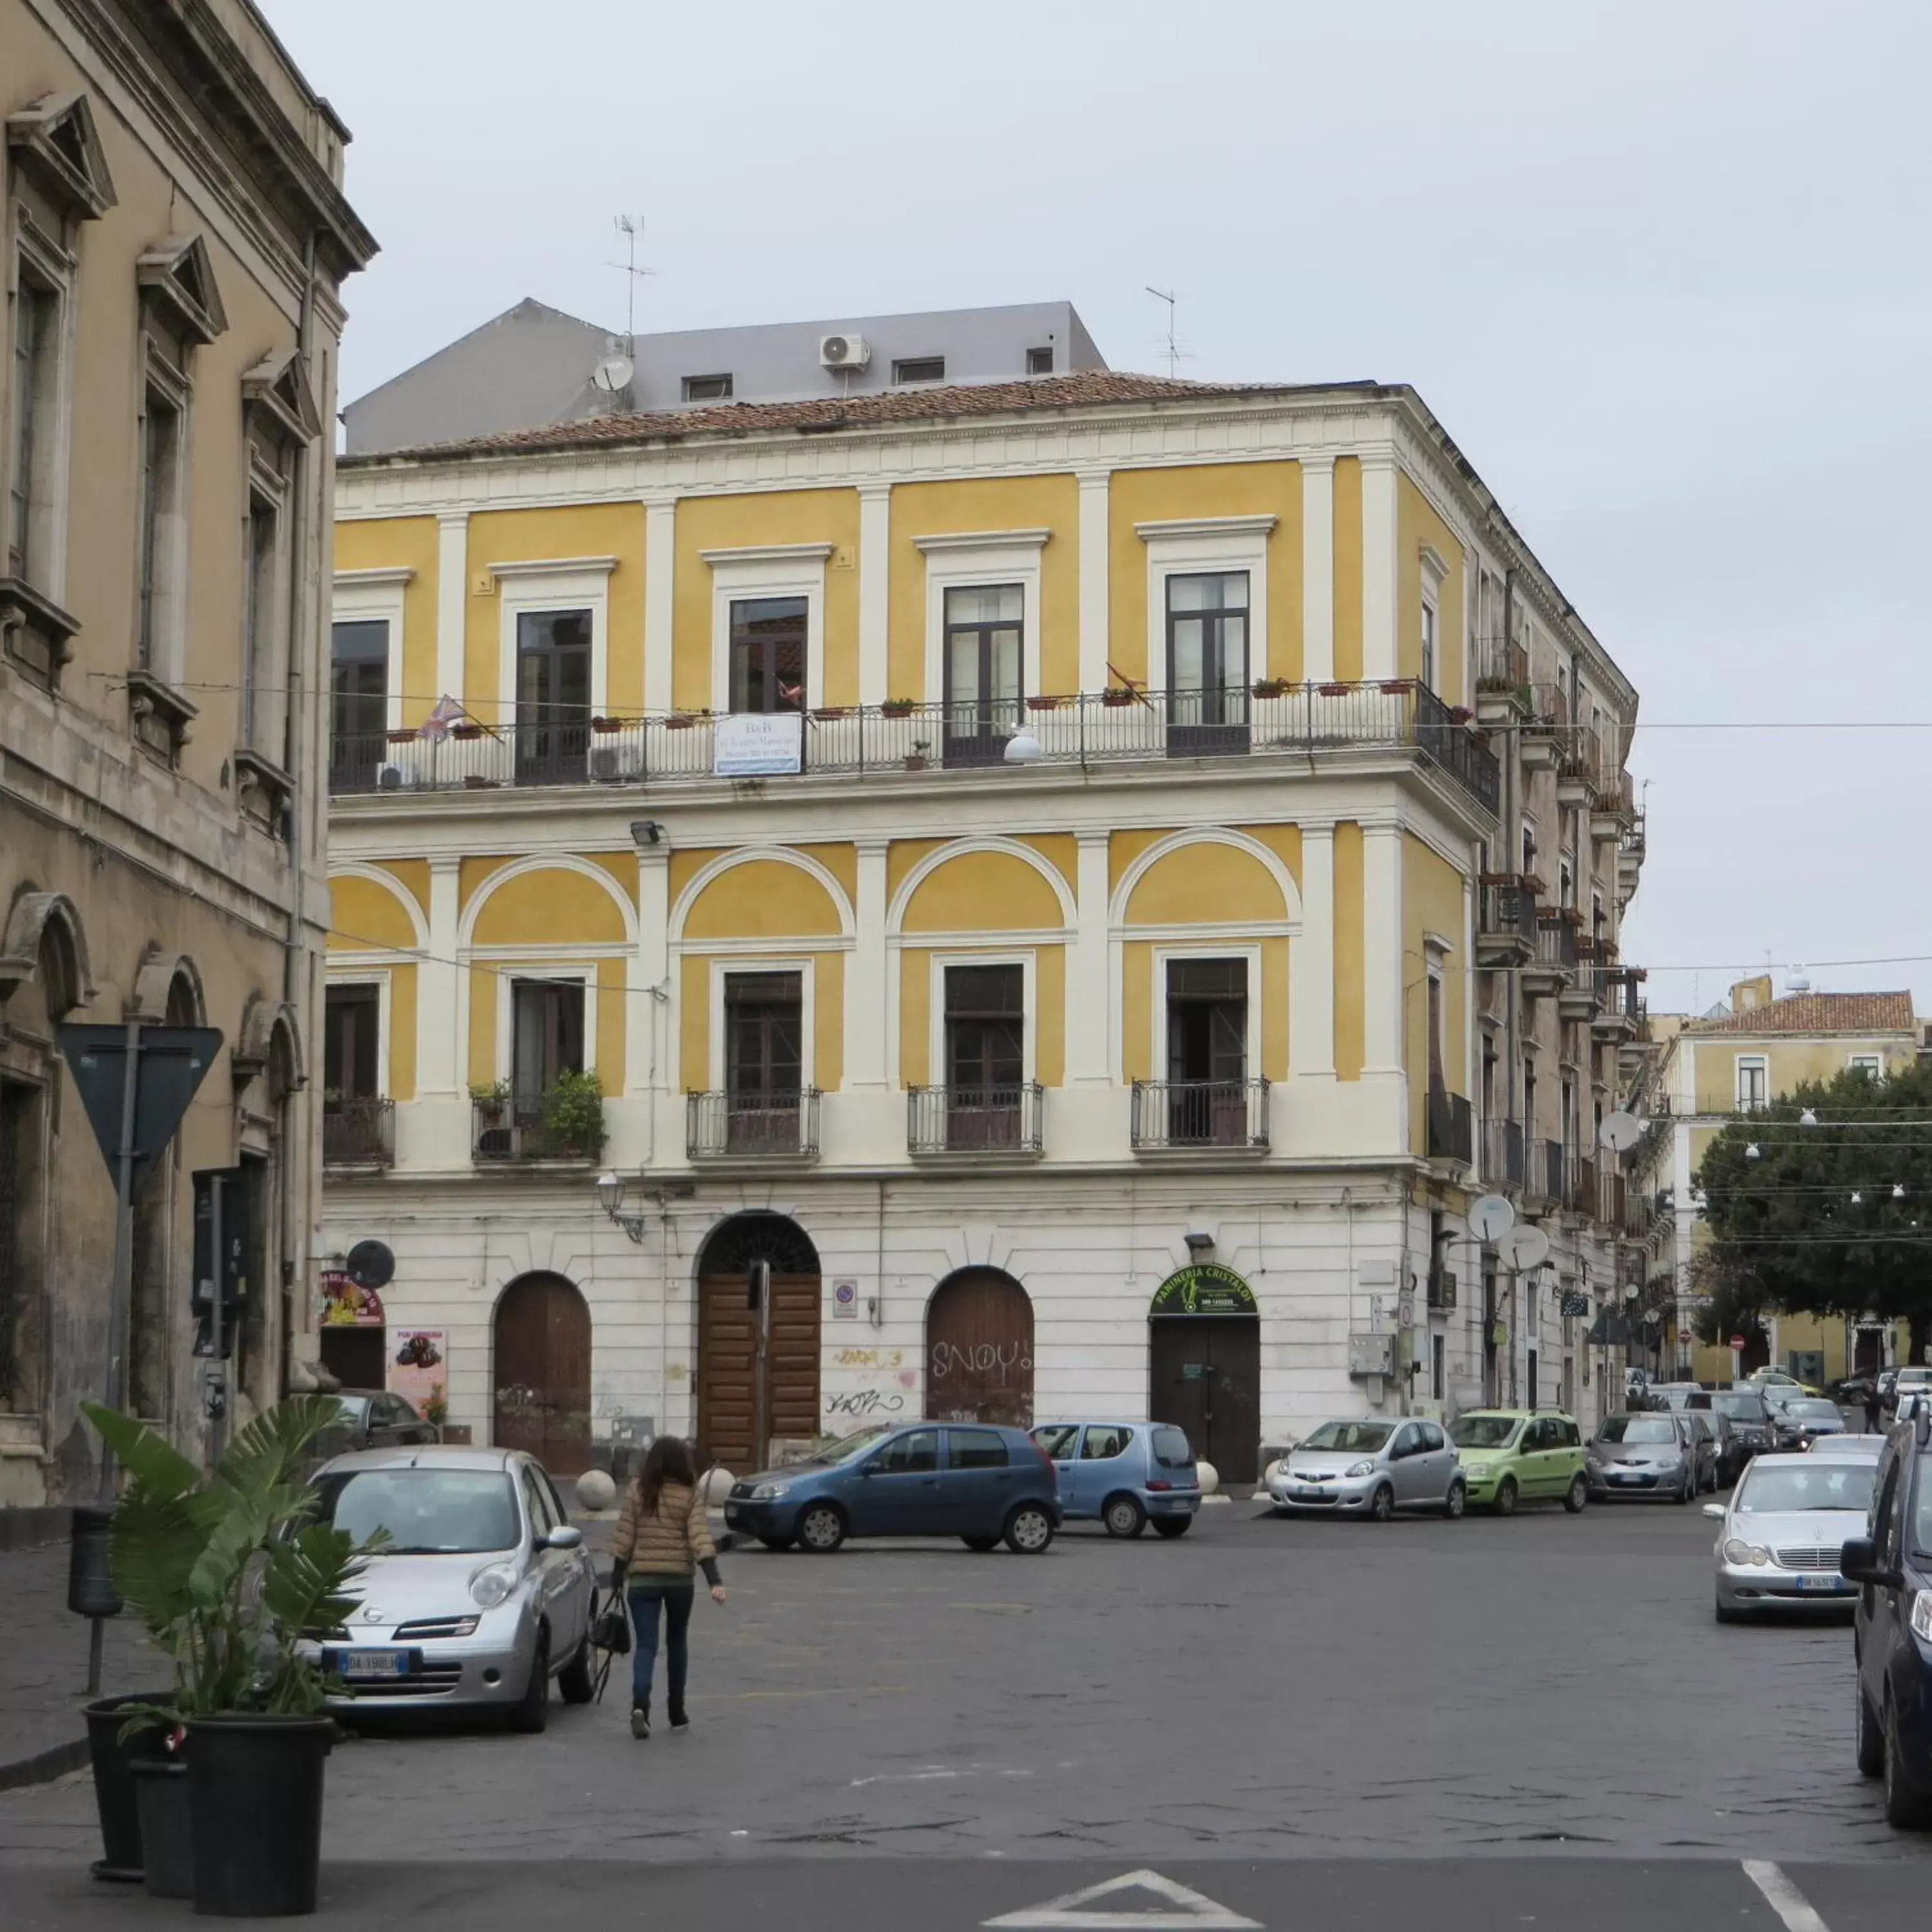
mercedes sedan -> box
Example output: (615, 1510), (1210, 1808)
(1707, 1451), (1878, 1622)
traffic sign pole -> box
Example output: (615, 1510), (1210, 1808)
(99, 1021), (143, 1499)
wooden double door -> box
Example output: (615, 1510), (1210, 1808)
(696, 1271), (821, 1472)
(926, 1269), (1034, 1427)
(1149, 1315), (1260, 1484)
(493, 1273), (592, 1474)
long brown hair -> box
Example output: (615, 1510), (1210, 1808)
(634, 1435), (697, 1517)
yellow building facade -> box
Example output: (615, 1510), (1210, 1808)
(1634, 980), (1922, 1387)
(321, 371), (1641, 1481)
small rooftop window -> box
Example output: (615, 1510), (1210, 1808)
(1026, 345), (1054, 375)
(682, 373), (733, 402)
(892, 356), (945, 385)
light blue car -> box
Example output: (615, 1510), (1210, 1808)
(1029, 1421), (1200, 1538)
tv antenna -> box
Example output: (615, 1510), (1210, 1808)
(1145, 285), (1185, 378)
(610, 214), (655, 353)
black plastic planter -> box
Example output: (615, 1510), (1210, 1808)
(186, 1714), (333, 1918)
(130, 1758), (192, 1900)
(82, 1693), (171, 1882)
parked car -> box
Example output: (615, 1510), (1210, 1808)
(1807, 1432), (1886, 1462)
(1586, 1412), (1700, 1502)
(1446, 1410), (1587, 1515)
(723, 1422), (1060, 1554)
(313, 1390), (437, 1460)
(1773, 1396), (1849, 1450)
(1030, 1421), (1199, 1538)
(1840, 1405), (1932, 1827)
(1750, 1366), (1826, 1399)
(1650, 1382), (1712, 1412)
(300, 1446), (596, 1729)
(1265, 1417), (1464, 1521)
(1707, 1450), (1876, 1623)
(1709, 1390), (1776, 1479)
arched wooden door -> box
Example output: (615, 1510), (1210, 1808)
(493, 1273), (592, 1474)
(926, 1270), (1034, 1427)
(695, 1213), (821, 1472)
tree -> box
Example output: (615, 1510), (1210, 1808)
(1694, 1060), (1932, 1365)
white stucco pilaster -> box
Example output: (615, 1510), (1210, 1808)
(1067, 830), (1112, 1084)
(643, 495), (676, 714)
(435, 513), (468, 709)
(628, 847), (670, 1098)
(858, 483), (892, 706)
(419, 856), (462, 1096)
(1300, 455), (1335, 684)
(1076, 469), (1111, 694)
(1362, 820), (1404, 1083)
(1290, 821), (1336, 1081)
(845, 837), (890, 1087)
(1360, 449), (1399, 681)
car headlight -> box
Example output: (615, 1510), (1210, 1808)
(1344, 1460), (1377, 1478)
(1911, 1591), (1932, 1643)
(1722, 1539), (1771, 1567)
(750, 1481), (792, 1501)
(469, 1561), (519, 1609)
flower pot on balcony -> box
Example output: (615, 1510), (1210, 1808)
(1100, 688), (1136, 708)
(809, 705), (852, 720)
(1448, 704), (1474, 724)
(1380, 679), (1414, 695)
(591, 716), (625, 734)
(450, 723), (483, 740)
(1251, 679), (1290, 699)
(1319, 681), (1351, 697)
(384, 728), (416, 744)
(1025, 694), (1063, 712)
(461, 774), (499, 788)
(903, 754), (929, 770)
(881, 699), (916, 718)
(665, 714), (697, 729)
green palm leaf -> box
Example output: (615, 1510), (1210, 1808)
(83, 1403), (200, 1501)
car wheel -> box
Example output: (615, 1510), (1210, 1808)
(557, 1633), (595, 1705)
(1857, 1678), (1886, 1780)
(1673, 1474), (1693, 1505)
(1003, 1503), (1054, 1554)
(1884, 1695), (1932, 1827)
(1563, 1474), (1587, 1515)
(1443, 1481), (1466, 1521)
(1151, 1517), (1190, 1539)
(961, 1535), (999, 1552)
(1368, 1483), (1395, 1523)
(758, 1536), (795, 1553)
(507, 1629), (550, 1734)
(1493, 1477), (1519, 1517)
(1102, 1494), (1147, 1539)
(797, 1503), (847, 1554)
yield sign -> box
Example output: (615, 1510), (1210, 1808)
(984, 1869), (1260, 1929)
(57, 1025), (224, 1200)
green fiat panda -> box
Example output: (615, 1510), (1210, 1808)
(1447, 1409), (1588, 1515)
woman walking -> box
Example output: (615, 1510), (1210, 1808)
(609, 1437), (726, 1738)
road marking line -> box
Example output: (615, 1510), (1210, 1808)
(983, 1868), (1260, 1928)
(1743, 1861), (1831, 1932)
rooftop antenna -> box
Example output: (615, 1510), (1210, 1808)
(1145, 285), (1184, 378)
(609, 214), (655, 356)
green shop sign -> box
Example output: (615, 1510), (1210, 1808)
(1149, 1263), (1257, 1317)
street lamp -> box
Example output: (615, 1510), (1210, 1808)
(1799, 1108), (1819, 1127)
(1745, 1143), (1761, 1161)
(1003, 728), (1043, 765)
(595, 1170), (648, 1244)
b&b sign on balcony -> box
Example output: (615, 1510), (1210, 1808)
(715, 711), (803, 777)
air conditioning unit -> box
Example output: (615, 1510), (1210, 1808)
(819, 333), (870, 371)
(1427, 1268), (1458, 1313)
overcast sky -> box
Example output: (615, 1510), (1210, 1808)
(265, 0), (1932, 1018)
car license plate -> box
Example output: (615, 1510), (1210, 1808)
(1609, 1472), (1636, 1483)
(338, 1649), (409, 1680)
(1795, 1575), (1848, 1594)
(1295, 1486), (1326, 1501)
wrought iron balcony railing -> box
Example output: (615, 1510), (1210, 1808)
(1426, 1089), (1474, 1166)
(1481, 1117), (1526, 1189)
(471, 1088), (605, 1164)
(322, 1096), (393, 1167)
(907, 1082), (1045, 1156)
(329, 679), (1499, 817)
(1473, 637), (1530, 694)
(686, 1088), (822, 1160)
(1129, 1078), (1269, 1152)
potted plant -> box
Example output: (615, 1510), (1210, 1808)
(664, 712), (697, 730)
(590, 714), (626, 734)
(384, 726), (416, 745)
(1448, 704), (1474, 724)
(1318, 681), (1352, 697)
(810, 704), (853, 721)
(903, 739), (931, 771)
(540, 1067), (606, 1160)
(1380, 678), (1414, 695)
(880, 697), (916, 718)
(1100, 685), (1137, 708)
(1251, 677), (1290, 700)
(1025, 694), (1063, 713)
(82, 1397), (384, 1918)
(460, 774), (500, 790)
(450, 722), (484, 741)
(469, 1078), (512, 1124)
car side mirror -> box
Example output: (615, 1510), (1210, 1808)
(1838, 1536), (1899, 1587)
(1701, 1503), (1725, 1519)
(542, 1525), (584, 1550)
(856, 1461), (878, 1477)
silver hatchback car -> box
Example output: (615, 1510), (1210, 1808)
(1267, 1417), (1464, 1521)
(301, 1446), (597, 1730)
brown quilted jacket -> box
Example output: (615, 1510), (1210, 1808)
(611, 1477), (720, 1585)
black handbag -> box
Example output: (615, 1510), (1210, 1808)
(592, 1583), (632, 1658)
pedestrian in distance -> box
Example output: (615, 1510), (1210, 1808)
(1864, 1381), (1883, 1435)
(609, 1435), (726, 1739)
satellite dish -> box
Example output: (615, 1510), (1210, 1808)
(1599, 1110), (1642, 1153)
(1468, 1193), (1517, 1243)
(345, 1239), (395, 1290)
(1501, 1225), (1551, 1273)
(592, 353), (634, 394)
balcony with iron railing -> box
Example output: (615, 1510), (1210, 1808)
(471, 1085), (606, 1164)
(1557, 723), (1604, 804)
(1477, 876), (1538, 967)
(1564, 1151), (1599, 1218)
(1481, 1117), (1526, 1190)
(1525, 1137), (1566, 1206)
(1426, 1088), (1474, 1167)
(907, 1082), (1045, 1157)
(322, 1096), (393, 1169)
(329, 679), (1500, 819)
(1129, 1078), (1270, 1153)
(686, 1088), (822, 1162)
(1473, 636), (1531, 699)
(1523, 910), (1579, 996)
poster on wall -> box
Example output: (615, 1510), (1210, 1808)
(389, 1328), (447, 1417)
(320, 1269), (384, 1328)
(715, 710), (803, 777)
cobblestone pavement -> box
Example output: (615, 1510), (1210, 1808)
(6, 1499), (1932, 1878)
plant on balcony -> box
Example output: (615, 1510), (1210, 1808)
(1251, 677), (1290, 699)
(1101, 685), (1140, 707)
(881, 697), (917, 717)
(590, 715), (626, 734)
(469, 1078), (513, 1122)
(664, 713), (697, 729)
(1448, 704), (1474, 724)
(809, 704), (853, 720)
(1025, 694), (1064, 712)
(1318, 681), (1351, 697)
(451, 722), (484, 740)
(540, 1068), (606, 1159)
(385, 726), (416, 744)
(903, 739), (932, 771)
(1379, 678), (1414, 695)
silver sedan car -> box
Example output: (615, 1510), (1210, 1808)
(1266, 1417), (1464, 1521)
(302, 1446), (597, 1729)
(1705, 1451), (1878, 1622)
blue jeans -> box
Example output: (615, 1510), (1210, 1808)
(627, 1579), (694, 1709)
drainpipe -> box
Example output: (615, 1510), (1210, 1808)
(1501, 566), (1522, 1410)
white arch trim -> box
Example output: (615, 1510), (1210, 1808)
(1109, 827), (1303, 930)
(887, 836), (1078, 938)
(669, 845), (855, 945)
(457, 853), (640, 951)
(329, 862), (431, 953)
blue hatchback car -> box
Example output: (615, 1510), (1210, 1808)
(722, 1421), (1060, 1554)
(1029, 1421), (1200, 1537)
